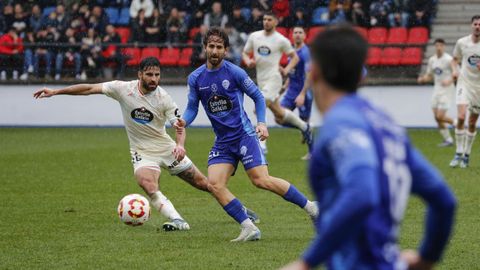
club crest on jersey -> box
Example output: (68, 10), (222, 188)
(258, 46), (271, 56)
(222, 80), (230, 89)
(467, 54), (480, 66)
(207, 95), (232, 117)
(211, 83), (218, 92)
(131, 107), (154, 124)
(434, 67), (443, 75)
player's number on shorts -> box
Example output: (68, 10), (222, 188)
(131, 152), (142, 163)
(382, 138), (412, 224)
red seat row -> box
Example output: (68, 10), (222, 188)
(122, 47), (193, 67)
(367, 47), (423, 66)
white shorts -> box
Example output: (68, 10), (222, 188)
(258, 75), (282, 102)
(431, 93), (450, 110)
(130, 150), (193, 175)
(455, 80), (468, 105)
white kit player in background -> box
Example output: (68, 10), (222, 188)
(242, 11), (313, 154)
(33, 57), (259, 231)
(417, 38), (455, 147)
(449, 15), (480, 168)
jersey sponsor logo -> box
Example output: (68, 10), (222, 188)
(222, 79), (230, 89)
(434, 67), (443, 75)
(207, 95), (233, 116)
(131, 107), (154, 124)
(467, 54), (480, 66)
(257, 46), (271, 56)
(208, 151), (220, 159)
(199, 86), (210, 90)
(167, 160), (179, 169)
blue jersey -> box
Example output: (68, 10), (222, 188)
(285, 45), (310, 100)
(304, 94), (456, 269)
(183, 60), (266, 143)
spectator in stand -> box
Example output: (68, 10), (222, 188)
(69, 3), (88, 33)
(190, 24), (207, 67)
(10, 4), (28, 37)
(224, 23), (244, 66)
(329, 0), (352, 24)
(230, 5), (249, 37)
(2, 4), (14, 29)
(369, 0), (390, 27)
(100, 24), (126, 78)
(248, 5), (264, 32)
(29, 4), (43, 33)
(130, 0), (154, 18)
(287, 8), (310, 28)
(130, 9), (146, 44)
(272, 0), (290, 26)
(145, 8), (164, 43)
(165, 7), (187, 45)
(33, 26), (56, 79)
(0, 27), (23, 80)
(89, 6), (109, 35)
(80, 28), (102, 78)
(54, 4), (70, 34)
(408, 0), (433, 28)
(19, 28), (35, 80)
(350, 0), (370, 27)
(253, 0), (270, 11)
(203, 2), (228, 28)
(389, 0), (409, 27)
(54, 27), (82, 80)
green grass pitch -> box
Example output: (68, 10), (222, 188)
(0, 128), (478, 269)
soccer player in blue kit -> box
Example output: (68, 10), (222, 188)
(178, 27), (319, 242)
(280, 26), (456, 269)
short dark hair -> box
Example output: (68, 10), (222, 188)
(139, 57), (161, 71)
(310, 25), (368, 92)
(203, 27), (230, 48)
(472, 15), (480, 22)
(434, 38), (445, 44)
(263, 11), (277, 19)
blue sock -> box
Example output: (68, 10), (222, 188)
(283, 184), (308, 208)
(223, 198), (249, 224)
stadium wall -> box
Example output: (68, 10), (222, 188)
(2, 85), (454, 128)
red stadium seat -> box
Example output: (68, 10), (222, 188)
(189, 27), (201, 41)
(115, 27), (131, 44)
(141, 47), (161, 60)
(354, 26), (368, 40)
(122, 47), (141, 66)
(306, 26), (325, 44)
(400, 47), (423, 65)
(386, 27), (407, 44)
(368, 27), (388, 45)
(159, 47), (180, 66)
(380, 47), (402, 66)
(178, 48), (193, 67)
(366, 47), (382, 66)
(280, 54), (289, 66)
(407, 27), (429, 44)
(276, 27), (289, 38)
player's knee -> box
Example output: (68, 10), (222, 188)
(136, 176), (156, 194)
(206, 180), (226, 195)
(274, 116), (284, 125)
(251, 176), (273, 190)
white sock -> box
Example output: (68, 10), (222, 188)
(240, 218), (255, 228)
(465, 131), (477, 155)
(150, 191), (182, 220)
(455, 129), (466, 154)
(283, 109), (307, 131)
(439, 128), (453, 142)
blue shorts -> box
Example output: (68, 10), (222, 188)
(208, 135), (268, 172)
(280, 89), (313, 121)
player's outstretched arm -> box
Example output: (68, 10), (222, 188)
(33, 83), (104, 99)
(172, 118), (186, 161)
(295, 71), (311, 107)
(282, 51), (299, 76)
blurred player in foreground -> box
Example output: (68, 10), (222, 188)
(33, 57), (258, 231)
(449, 15), (480, 168)
(280, 26), (456, 270)
(242, 11), (313, 155)
(417, 38), (455, 147)
(180, 27), (318, 242)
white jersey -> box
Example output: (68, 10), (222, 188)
(243, 30), (295, 83)
(453, 35), (480, 92)
(426, 53), (455, 95)
(102, 80), (178, 156)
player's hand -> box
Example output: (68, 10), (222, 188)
(401, 249), (434, 270)
(256, 123), (269, 141)
(452, 70), (459, 81)
(33, 87), (56, 99)
(278, 260), (309, 270)
(173, 118), (186, 130)
(279, 66), (287, 77)
(172, 145), (186, 161)
(295, 94), (305, 107)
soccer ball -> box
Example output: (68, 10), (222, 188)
(117, 194), (151, 226)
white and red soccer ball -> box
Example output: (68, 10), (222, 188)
(117, 194), (151, 226)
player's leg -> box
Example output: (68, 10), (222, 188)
(450, 84), (468, 167)
(461, 112), (479, 168)
(434, 108), (453, 147)
(207, 163), (261, 241)
(298, 91), (314, 160)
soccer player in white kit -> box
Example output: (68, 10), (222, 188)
(33, 57), (259, 230)
(242, 11), (313, 154)
(417, 38), (455, 147)
(449, 15), (480, 168)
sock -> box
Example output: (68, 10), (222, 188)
(455, 129), (466, 155)
(283, 109), (308, 131)
(240, 218), (255, 229)
(223, 198), (249, 224)
(283, 184), (308, 208)
(150, 191), (182, 220)
(439, 128), (453, 142)
(465, 131), (477, 155)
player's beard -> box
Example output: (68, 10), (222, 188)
(208, 53), (223, 68)
(142, 79), (157, 92)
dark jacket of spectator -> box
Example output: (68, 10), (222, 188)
(29, 5), (43, 33)
(129, 9), (147, 43)
(407, 0), (433, 27)
(230, 7), (249, 34)
(203, 2), (228, 28)
(350, 0), (370, 27)
(369, 0), (390, 27)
